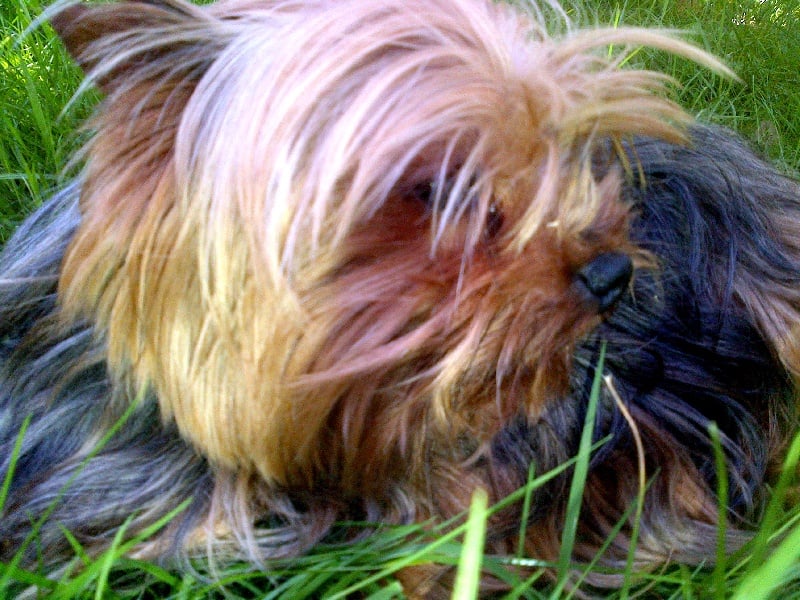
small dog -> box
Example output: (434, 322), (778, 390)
(2, 0), (799, 595)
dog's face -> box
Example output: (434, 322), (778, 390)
(51, 0), (725, 493)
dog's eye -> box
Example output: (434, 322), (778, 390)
(486, 202), (503, 238)
(407, 179), (452, 209)
(408, 181), (435, 207)
(405, 176), (503, 238)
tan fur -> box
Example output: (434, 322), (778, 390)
(48, 0), (733, 578)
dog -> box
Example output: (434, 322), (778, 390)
(2, 0), (799, 595)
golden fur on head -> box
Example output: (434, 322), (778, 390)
(52, 0), (727, 499)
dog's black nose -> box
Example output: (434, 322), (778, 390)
(575, 252), (633, 313)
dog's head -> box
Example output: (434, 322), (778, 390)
(52, 0), (727, 493)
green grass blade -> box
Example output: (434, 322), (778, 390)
(550, 344), (606, 599)
(732, 519), (800, 600)
(452, 489), (489, 600)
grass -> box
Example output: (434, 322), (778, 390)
(1, 0), (800, 598)
(0, 0), (91, 242)
(589, 0), (800, 172)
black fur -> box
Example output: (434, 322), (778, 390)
(489, 125), (800, 564)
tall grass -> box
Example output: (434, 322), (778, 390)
(0, 0), (91, 241)
(589, 0), (800, 171)
(1, 0), (799, 598)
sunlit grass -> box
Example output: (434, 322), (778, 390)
(1, 0), (799, 597)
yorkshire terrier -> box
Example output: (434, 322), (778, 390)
(2, 0), (799, 596)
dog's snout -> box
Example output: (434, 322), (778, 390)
(575, 252), (633, 313)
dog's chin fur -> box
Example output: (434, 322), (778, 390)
(1, 0), (799, 595)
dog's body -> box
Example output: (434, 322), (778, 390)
(2, 0), (799, 595)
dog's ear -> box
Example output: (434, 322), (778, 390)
(50, 1), (204, 94)
(49, 3), (96, 62)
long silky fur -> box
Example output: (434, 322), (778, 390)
(513, 125), (800, 582)
(1, 0), (799, 596)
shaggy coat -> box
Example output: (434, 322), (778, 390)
(1, 0), (798, 595)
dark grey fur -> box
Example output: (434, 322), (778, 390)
(0, 183), (212, 565)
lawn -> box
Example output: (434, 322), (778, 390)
(1, 0), (799, 598)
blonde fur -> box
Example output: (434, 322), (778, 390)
(34, 0), (745, 585)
